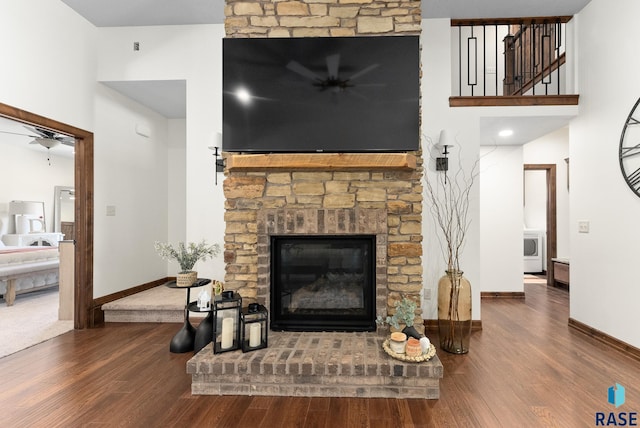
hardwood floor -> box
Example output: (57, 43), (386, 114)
(1, 282), (638, 427)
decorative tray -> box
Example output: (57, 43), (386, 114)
(382, 339), (436, 363)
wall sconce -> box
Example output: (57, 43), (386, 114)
(212, 291), (242, 354)
(208, 133), (225, 185)
(241, 303), (268, 352)
(436, 130), (454, 183)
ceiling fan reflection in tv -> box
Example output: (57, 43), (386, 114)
(286, 54), (381, 94)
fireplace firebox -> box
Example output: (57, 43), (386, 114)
(270, 235), (376, 332)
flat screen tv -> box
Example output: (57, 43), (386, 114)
(222, 36), (420, 153)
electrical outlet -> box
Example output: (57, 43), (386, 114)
(578, 220), (590, 233)
(106, 205), (116, 217)
(423, 289), (431, 300)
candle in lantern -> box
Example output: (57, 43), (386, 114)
(249, 323), (261, 347)
(221, 317), (234, 349)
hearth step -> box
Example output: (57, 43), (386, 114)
(101, 285), (205, 323)
(187, 331), (443, 399)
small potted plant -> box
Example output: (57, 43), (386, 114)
(154, 240), (221, 287)
(376, 296), (422, 339)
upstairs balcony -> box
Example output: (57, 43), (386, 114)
(449, 16), (579, 107)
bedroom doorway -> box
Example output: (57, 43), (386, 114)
(0, 102), (94, 329)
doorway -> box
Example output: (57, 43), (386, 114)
(523, 164), (556, 286)
(0, 102), (94, 329)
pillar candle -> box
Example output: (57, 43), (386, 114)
(249, 323), (261, 347)
(221, 317), (234, 349)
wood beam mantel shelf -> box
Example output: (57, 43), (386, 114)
(226, 153), (417, 171)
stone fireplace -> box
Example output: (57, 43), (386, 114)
(224, 163), (424, 332)
(221, 0), (424, 325)
(192, 164), (444, 398)
(186, 0), (442, 400)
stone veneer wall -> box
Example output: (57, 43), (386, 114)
(222, 0), (424, 328)
(223, 168), (424, 327)
(225, 0), (421, 38)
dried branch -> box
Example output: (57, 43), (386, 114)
(424, 135), (479, 272)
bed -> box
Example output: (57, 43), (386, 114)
(0, 245), (60, 306)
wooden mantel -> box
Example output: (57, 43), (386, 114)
(226, 153), (417, 171)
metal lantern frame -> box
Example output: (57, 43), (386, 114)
(241, 303), (268, 352)
(212, 292), (242, 354)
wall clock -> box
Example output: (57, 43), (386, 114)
(619, 97), (640, 197)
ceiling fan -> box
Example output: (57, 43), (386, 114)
(286, 54), (380, 93)
(0, 125), (74, 147)
(0, 125), (75, 165)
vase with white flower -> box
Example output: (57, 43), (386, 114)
(154, 240), (221, 287)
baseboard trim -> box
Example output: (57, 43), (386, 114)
(481, 291), (526, 299)
(89, 277), (173, 328)
(568, 318), (640, 362)
(423, 319), (482, 332)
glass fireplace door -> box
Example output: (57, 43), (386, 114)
(270, 235), (376, 332)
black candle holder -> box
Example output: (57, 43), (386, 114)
(241, 304), (268, 352)
(212, 292), (242, 354)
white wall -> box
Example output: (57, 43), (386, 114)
(523, 127), (570, 259)
(0, 0), (96, 130)
(96, 24), (227, 283)
(421, 19), (482, 320)
(167, 119), (187, 247)
(523, 170), (546, 230)
(479, 145), (524, 292)
(92, 84), (169, 296)
(570, 0), (640, 347)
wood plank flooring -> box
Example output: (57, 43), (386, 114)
(1, 282), (638, 427)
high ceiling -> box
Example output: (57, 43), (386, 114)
(57, 0), (593, 145)
(61, 0), (593, 26)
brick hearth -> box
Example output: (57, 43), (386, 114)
(188, 331), (443, 399)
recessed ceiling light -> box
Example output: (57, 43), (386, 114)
(498, 129), (513, 137)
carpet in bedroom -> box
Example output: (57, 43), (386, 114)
(0, 287), (73, 358)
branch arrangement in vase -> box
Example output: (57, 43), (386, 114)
(425, 133), (480, 354)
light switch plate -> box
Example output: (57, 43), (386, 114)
(578, 221), (589, 233)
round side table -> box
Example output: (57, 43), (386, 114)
(165, 278), (211, 353)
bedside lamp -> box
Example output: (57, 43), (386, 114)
(8, 200), (46, 234)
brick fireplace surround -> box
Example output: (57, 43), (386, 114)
(187, 0), (444, 399)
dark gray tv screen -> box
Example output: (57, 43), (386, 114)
(222, 36), (420, 153)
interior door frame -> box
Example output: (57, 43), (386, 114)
(524, 163), (557, 286)
(0, 102), (93, 329)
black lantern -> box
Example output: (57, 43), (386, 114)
(241, 303), (268, 352)
(212, 291), (242, 354)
